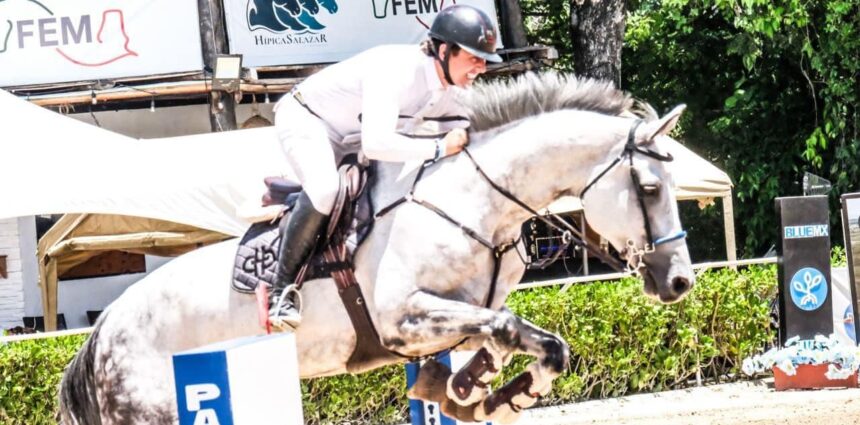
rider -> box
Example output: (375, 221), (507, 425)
(269, 5), (503, 331)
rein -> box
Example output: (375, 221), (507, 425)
(369, 118), (686, 361)
(375, 120), (676, 308)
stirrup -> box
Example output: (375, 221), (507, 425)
(269, 284), (303, 332)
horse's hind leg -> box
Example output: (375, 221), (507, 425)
(380, 293), (569, 424)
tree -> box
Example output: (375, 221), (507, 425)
(569, 0), (626, 85)
(498, 0), (529, 48)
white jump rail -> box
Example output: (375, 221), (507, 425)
(2, 257), (778, 343)
(519, 257), (778, 290)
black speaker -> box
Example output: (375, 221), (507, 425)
(22, 314), (67, 332)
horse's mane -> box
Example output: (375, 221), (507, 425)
(461, 72), (653, 132)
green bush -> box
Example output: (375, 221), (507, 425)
(1, 265), (776, 424)
(0, 334), (87, 424)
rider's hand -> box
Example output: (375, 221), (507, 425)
(441, 128), (469, 156)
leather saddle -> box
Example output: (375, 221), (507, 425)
(232, 160), (402, 372)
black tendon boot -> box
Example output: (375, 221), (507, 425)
(269, 191), (328, 331)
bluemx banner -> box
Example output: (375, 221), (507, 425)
(223, 0), (500, 67)
(0, 0), (203, 87)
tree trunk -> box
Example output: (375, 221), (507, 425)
(498, 0), (529, 49)
(569, 0), (626, 86)
(198, 0), (237, 131)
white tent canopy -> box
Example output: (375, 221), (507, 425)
(545, 137), (733, 213)
(1, 88), (735, 256)
(0, 89), (289, 237)
(543, 136), (736, 265)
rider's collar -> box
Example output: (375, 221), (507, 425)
(423, 55), (445, 92)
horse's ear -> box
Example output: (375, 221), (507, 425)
(638, 104), (686, 144)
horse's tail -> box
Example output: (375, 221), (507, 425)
(58, 324), (103, 425)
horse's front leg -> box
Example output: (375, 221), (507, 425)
(378, 292), (569, 424)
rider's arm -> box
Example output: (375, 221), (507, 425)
(360, 69), (441, 162)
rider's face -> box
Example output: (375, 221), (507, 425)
(439, 44), (487, 87)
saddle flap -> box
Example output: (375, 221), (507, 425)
(234, 163), (376, 293)
(325, 164), (369, 240)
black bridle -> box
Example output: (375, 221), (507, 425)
(374, 119), (687, 312)
(579, 119), (687, 271)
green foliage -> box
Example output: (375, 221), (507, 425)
(519, 0), (859, 256)
(300, 366), (407, 424)
(501, 265), (776, 402)
(0, 266), (777, 424)
(0, 334), (87, 424)
(622, 0), (860, 256)
(518, 1), (574, 70)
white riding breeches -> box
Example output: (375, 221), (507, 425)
(274, 95), (339, 215)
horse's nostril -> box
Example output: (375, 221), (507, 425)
(672, 276), (691, 295)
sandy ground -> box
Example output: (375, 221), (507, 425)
(520, 379), (860, 425)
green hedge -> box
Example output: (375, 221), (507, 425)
(1, 265), (776, 424)
(0, 334), (87, 425)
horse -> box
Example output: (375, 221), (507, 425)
(58, 72), (694, 424)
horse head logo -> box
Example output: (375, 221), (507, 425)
(247, 0), (339, 33)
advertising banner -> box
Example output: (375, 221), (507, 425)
(0, 0), (203, 87)
(776, 196), (834, 344)
(841, 192), (860, 343)
(223, 0), (501, 67)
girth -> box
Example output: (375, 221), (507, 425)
(290, 162), (411, 373)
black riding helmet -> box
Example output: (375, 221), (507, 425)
(428, 5), (502, 84)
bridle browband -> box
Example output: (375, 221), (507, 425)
(579, 119), (687, 271)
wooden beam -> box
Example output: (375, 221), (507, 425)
(45, 230), (227, 258)
(0, 255), (7, 279)
(61, 251), (146, 280)
(723, 193), (738, 265)
(28, 81), (302, 107)
(41, 257), (59, 331)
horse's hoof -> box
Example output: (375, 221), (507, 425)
(511, 391), (539, 409)
(477, 400), (522, 425)
(525, 363), (554, 396)
(440, 399), (480, 423)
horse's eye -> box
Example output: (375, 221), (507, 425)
(641, 183), (660, 196)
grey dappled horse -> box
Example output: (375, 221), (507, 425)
(59, 73), (694, 424)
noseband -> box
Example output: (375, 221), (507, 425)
(579, 119), (687, 272)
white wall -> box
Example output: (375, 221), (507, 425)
(58, 256), (173, 329)
(2, 103), (272, 330)
(0, 218), (25, 329)
(18, 217), (39, 317)
(0, 215), (175, 330)
(70, 102), (276, 138)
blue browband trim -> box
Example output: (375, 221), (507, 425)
(654, 230), (688, 246)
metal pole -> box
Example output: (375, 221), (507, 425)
(197, 0), (237, 132)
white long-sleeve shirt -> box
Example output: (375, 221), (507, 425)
(292, 44), (468, 162)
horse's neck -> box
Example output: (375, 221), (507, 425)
(370, 111), (627, 246)
(466, 111), (627, 238)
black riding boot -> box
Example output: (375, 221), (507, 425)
(269, 191), (328, 331)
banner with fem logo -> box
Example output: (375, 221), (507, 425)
(0, 0), (203, 87)
(223, 0), (500, 67)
